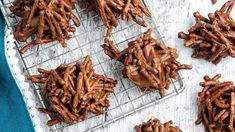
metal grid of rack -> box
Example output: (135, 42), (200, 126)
(0, 0), (185, 131)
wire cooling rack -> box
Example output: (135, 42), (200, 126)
(0, 0), (185, 131)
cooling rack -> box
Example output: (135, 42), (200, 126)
(0, 0), (186, 131)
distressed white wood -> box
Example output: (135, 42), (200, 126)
(6, 0), (235, 131)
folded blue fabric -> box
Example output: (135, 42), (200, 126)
(0, 14), (34, 131)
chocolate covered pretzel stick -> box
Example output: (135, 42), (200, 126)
(10, 0), (80, 53)
(102, 29), (192, 97)
(178, 0), (235, 64)
(29, 56), (117, 126)
(212, 0), (217, 4)
(135, 118), (182, 132)
(196, 74), (235, 132)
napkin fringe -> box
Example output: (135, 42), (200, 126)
(4, 28), (44, 132)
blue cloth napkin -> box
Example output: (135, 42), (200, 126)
(0, 14), (34, 131)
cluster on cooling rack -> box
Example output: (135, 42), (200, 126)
(196, 74), (235, 131)
(28, 56), (117, 126)
(178, 0), (235, 64)
(82, 0), (152, 44)
(10, 0), (80, 53)
(102, 29), (192, 97)
(135, 118), (182, 132)
(82, 0), (152, 29)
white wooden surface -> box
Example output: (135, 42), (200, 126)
(8, 0), (235, 131)
(96, 0), (235, 132)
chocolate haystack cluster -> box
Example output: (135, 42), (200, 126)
(196, 74), (235, 132)
(178, 0), (235, 64)
(10, 0), (80, 53)
(135, 118), (182, 132)
(102, 29), (192, 97)
(29, 56), (117, 126)
(83, 0), (152, 29)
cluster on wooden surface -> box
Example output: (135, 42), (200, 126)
(135, 118), (182, 132)
(29, 56), (117, 126)
(178, 0), (235, 64)
(10, 0), (80, 53)
(196, 74), (235, 132)
(102, 29), (192, 97)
